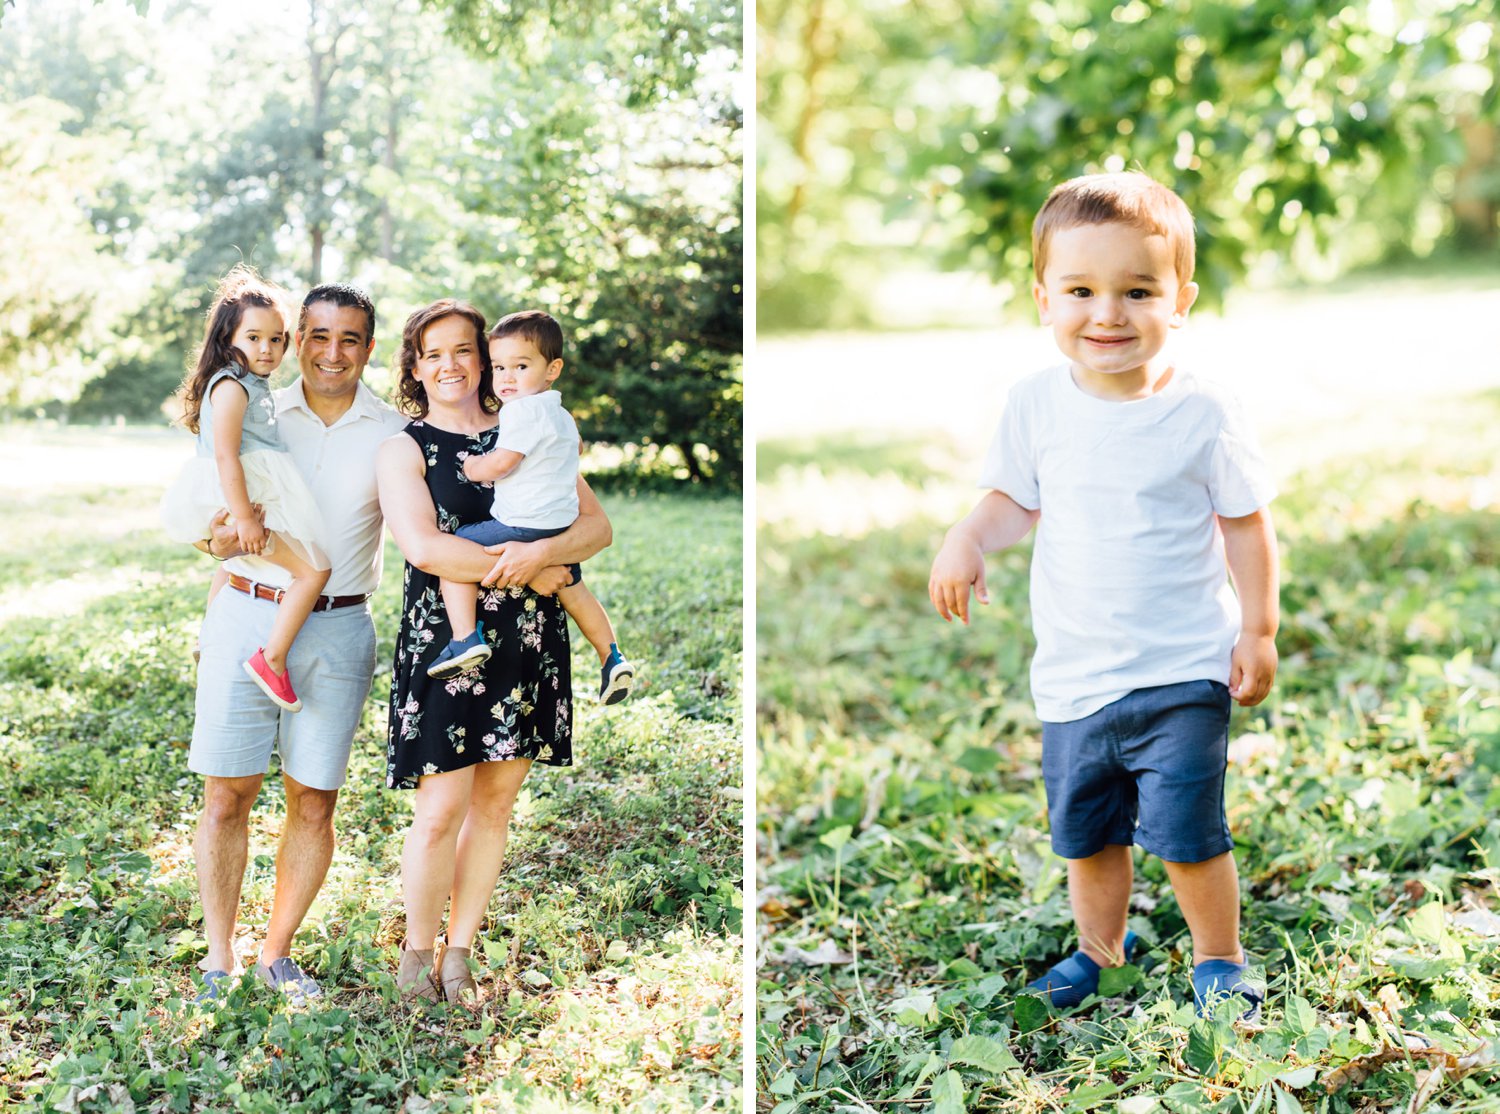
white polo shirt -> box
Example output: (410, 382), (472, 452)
(227, 378), (407, 597)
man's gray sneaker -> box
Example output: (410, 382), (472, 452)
(255, 956), (322, 1003)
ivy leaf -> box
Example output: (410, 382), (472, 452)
(948, 1034), (1019, 1074)
(1014, 994), (1050, 1033)
(1186, 1021), (1227, 1075)
(1097, 963), (1142, 997)
(931, 1069), (966, 1114)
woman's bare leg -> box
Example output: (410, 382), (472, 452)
(446, 759), (532, 948)
(401, 766), (475, 948)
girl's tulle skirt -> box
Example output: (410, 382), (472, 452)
(159, 449), (331, 570)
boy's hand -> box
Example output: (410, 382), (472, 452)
(463, 455), (483, 482)
(1228, 633), (1277, 706)
(929, 535), (989, 625)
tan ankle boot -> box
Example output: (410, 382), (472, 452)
(438, 944), (477, 1004)
(397, 941), (439, 1002)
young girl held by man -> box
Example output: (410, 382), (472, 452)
(160, 266), (330, 712)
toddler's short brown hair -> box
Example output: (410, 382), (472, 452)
(1032, 171), (1196, 286)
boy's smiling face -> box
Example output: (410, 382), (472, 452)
(1033, 221), (1198, 399)
(489, 334), (562, 402)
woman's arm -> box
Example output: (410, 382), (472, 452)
(209, 379), (267, 554)
(376, 434), (508, 583)
(479, 475), (612, 589)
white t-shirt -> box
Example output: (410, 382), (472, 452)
(979, 364), (1276, 723)
(227, 378), (406, 597)
(490, 390), (580, 530)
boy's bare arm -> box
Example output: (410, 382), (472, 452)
(929, 490), (1040, 625)
(464, 447), (525, 483)
(1220, 507), (1280, 707)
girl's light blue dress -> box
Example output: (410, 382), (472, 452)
(159, 367), (329, 569)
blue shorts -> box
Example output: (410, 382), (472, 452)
(455, 519), (581, 586)
(1041, 680), (1233, 863)
(189, 586), (377, 791)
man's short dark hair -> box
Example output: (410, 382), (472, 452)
(299, 282), (376, 343)
(488, 310), (564, 364)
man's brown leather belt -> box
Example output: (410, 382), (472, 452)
(226, 573), (370, 612)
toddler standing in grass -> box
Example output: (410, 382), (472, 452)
(929, 171), (1279, 1019)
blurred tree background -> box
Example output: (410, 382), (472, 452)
(0, 0), (742, 485)
(756, 0), (1499, 331)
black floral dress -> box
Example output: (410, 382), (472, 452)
(386, 421), (572, 789)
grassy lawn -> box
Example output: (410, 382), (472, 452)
(0, 431), (742, 1113)
(757, 381), (1500, 1111)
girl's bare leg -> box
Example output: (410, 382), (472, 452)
(256, 533), (330, 674)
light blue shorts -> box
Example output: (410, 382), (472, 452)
(189, 585), (377, 791)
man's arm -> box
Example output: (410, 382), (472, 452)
(929, 489), (1039, 624)
(480, 475), (612, 589)
(1220, 507), (1279, 707)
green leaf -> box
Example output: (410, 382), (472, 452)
(818, 825), (853, 852)
(947, 1034), (1020, 1074)
(946, 957), (983, 979)
(1065, 1083), (1121, 1109)
(1185, 1021), (1226, 1075)
(1014, 994), (1050, 1033)
(1277, 1065), (1317, 1089)
(768, 1072), (796, 1096)
(1407, 901), (1447, 945)
(1273, 1083), (1303, 1114)
(956, 746), (1001, 774)
(1097, 962), (1143, 997)
(114, 851), (153, 873)
(931, 1069), (966, 1114)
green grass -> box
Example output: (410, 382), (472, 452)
(0, 447), (742, 1113)
(757, 390), (1500, 1112)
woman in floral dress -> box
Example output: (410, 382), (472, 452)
(375, 299), (612, 1003)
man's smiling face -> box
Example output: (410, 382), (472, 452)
(296, 300), (374, 405)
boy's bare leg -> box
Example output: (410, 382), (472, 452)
(1067, 844), (1133, 967)
(439, 578), (481, 642)
(557, 582), (618, 664)
(1162, 851), (1244, 965)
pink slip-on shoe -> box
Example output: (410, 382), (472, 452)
(244, 649), (302, 712)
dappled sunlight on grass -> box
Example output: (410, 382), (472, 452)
(0, 444), (742, 1112)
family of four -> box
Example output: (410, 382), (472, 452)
(160, 269), (635, 1004)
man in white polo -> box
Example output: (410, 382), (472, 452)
(192, 283), (405, 1002)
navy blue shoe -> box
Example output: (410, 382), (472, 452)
(599, 644), (634, 704)
(1024, 930), (1140, 1008)
(1193, 958), (1263, 1022)
(428, 624), (491, 680)
(195, 969), (233, 1006)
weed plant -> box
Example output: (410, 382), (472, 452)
(0, 466), (742, 1113)
(757, 390), (1500, 1112)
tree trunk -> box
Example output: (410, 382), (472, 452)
(1452, 113), (1498, 252)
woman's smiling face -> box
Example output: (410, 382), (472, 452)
(415, 313), (486, 406)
